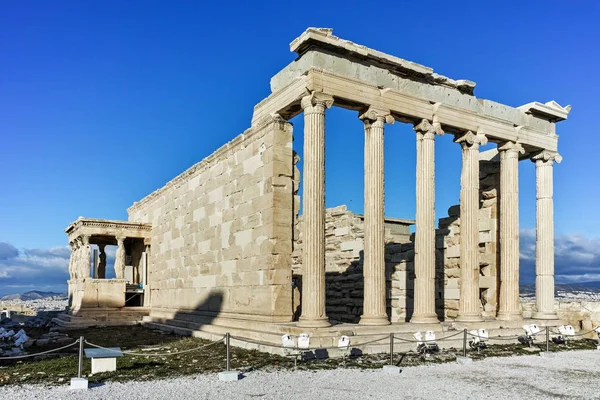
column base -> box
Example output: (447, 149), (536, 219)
(358, 315), (390, 326)
(496, 312), (523, 321)
(297, 316), (331, 328)
(456, 312), (483, 322)
(410, 313), (439, 324)
(532, 312), (559, 320)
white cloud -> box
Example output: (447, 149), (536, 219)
(520, 230), (600, 284)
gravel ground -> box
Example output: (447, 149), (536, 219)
(2, 350), (600, 399)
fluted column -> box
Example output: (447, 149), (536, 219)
(497, 141), (525, 321)
(532, 150), (562, 320)
(455, 131), (487, 322)
(411, 119), (444, 323)
(359, 107), (393, 326)
(114, 236), (127, 280)
(298, 91), (334, 328)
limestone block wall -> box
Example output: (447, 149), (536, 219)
(522, 300), (600, 334)
(127, 117), (295, 323)
(292, 159), (500, 323)
(435, 160), (500, 319)
(70, 279), (126, 310)
(292, 205), (413, 323)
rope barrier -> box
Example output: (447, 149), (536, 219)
(84, 336), (225, 357)
(393, 330), (464, 344)
(0, 339), (80, 360)
(230, 334), (390, 351)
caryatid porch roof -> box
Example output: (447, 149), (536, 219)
(65, 218), (152, 244)
(253, 27), (571, 154)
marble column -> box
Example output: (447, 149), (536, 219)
(359, 107), (394, 326)
(80, 235), (91, 279)
(114, 236), (127, 280)
(497, 141), (525, 321)
(98, 244), (107, 279)
(411, 119), (444, 323)
(298, 91), (334, 328)
(455, 131), (487, 322)
(532, 150), (562, 320)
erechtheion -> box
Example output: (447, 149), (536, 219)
(56, 28), (571, 349)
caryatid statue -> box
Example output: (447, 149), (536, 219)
(114, 236), (126, 279)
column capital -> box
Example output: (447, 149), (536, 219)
(414, 118), (444, 140)
(81, 235), (90, 245)
(531, 149), (562, 165)
(301, 91), (334, 112)
(498, 141), (525, 158)
(116, 236), (126, 244)
(359, 107), (394, 126)
(454, 130), (487, 149)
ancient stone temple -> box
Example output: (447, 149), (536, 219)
(55, 28), (571, 349)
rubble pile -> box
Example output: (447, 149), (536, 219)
(0, 328), (30, 358)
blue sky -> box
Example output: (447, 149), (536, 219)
(0, 1), (599, 296)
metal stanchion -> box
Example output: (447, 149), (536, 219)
(70, 336), (88, 390)
(226, 332), (231, 372)
(383, 332), (401, 374)
(389, 333), (394, 365)
(78, 336), (84, 378)
(546, 326), (550, 352)
(218, 333), (239, 381)
(457, 329), (472, 364)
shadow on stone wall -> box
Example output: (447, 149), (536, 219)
(321, 246), (407, 325)
(151, 291), (224, 333)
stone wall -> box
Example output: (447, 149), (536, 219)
(292, 205), (413, 323)
(435, 159), (500, 319)
(127, 117), (295, 323)
(522, 301), (600, 334)
(292, 159), (501, 323)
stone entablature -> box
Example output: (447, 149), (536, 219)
(65, 218), (152, 243)
(256, 28), (569, 152)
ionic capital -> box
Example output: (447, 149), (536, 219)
(498, 141), (525, 158)
(414, 118), (444, 140)
(531, 150), (562, 165)
(301, 91), (334, 112)
(359, 107), (394, 127)
(454, 130), (487, 149)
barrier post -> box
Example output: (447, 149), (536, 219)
(383, 333), (401, 374)
(389, 333), (394, 365)
(78, 336), (84, 378)
(70, 336), (88, 390)
(456, 329), (472, 364)
(226, 332), (231, 372)
(546, 326), (550, 352)
(218, 333), (240, 381)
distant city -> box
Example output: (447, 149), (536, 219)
(1, 283), (600, 316)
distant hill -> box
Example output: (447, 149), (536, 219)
(0, 291), (66, 301)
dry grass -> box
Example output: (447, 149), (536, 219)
(0, 325), (597, 387)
